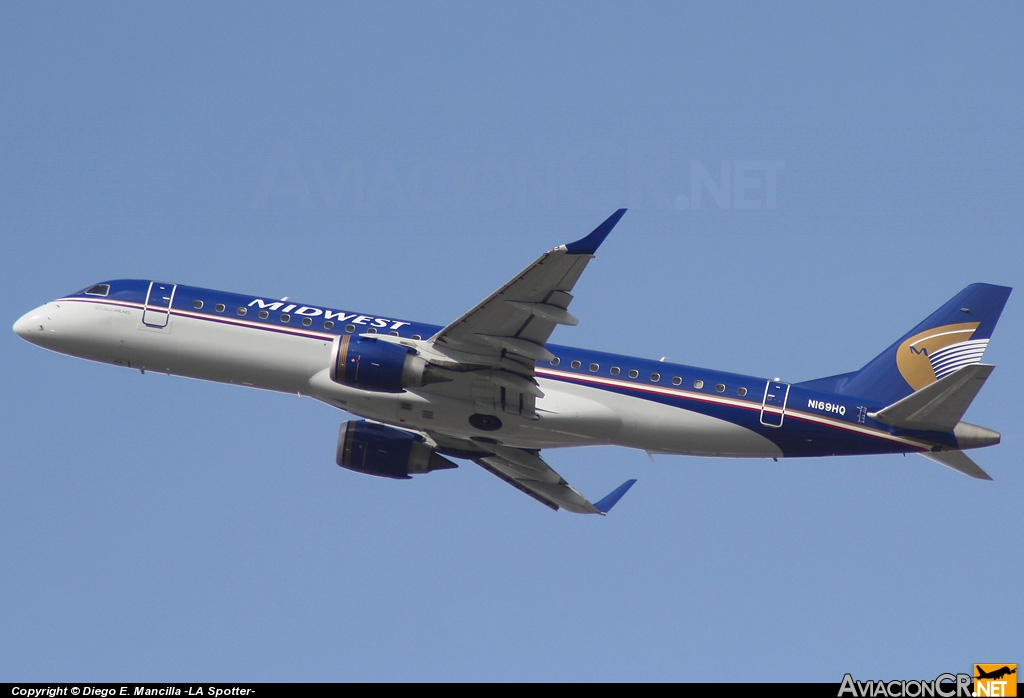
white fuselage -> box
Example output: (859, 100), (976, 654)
(16, 298), (783, 458)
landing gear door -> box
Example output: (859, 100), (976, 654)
(760, 380), (790, 428)
(143, 282), (176, 328)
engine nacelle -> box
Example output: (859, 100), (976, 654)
(329, 335), (443, 393)
(336, 420), (458, 479)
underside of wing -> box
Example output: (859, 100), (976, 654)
(426, 431), (635, 514)
(474, 447), (603, 513)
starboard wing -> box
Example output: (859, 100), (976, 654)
(427, 209), (626, 372)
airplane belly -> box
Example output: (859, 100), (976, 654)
(308, 372), (624, 449)
(536, 379), (783, 457)
(309, 371), (545, 442)
(308, 373), (782, 456)
(28, 301), (331, 395)
(137, 314), (331, 393)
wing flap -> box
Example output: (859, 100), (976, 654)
(504, 301), (579, 326)
(474, 334), (556, 363)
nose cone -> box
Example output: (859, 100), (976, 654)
(14, 305), (53, 347)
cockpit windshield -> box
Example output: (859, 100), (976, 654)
(82, 283), (110, 297)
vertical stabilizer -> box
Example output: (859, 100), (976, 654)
(835, 284), (1010, 404)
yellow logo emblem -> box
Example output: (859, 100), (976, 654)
(896, 322), (984, 390)
(975, 664), (1017, 697)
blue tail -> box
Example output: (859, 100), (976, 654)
(798, 284), (1011, 405)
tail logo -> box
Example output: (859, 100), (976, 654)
(896, 322), (986, 390)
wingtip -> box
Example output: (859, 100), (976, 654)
(594, 478), (637, 514)
(564, 209), (627, 255)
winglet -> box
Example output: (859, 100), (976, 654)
(594, 478), (637, 514)
(564, 209), (627, 255)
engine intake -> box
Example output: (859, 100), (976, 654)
(336, 420), (458, 479)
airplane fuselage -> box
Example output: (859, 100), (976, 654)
(15, 279), (966, 462)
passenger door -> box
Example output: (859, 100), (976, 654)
(142, 282), (176, 328)
(760, 380), (790, 428)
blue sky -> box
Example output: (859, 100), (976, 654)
(2, 2), (1021, 682)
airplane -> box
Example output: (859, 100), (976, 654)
(13, 210), (1011, 514)
(975, 666), (1016, 681)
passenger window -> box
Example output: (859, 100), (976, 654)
(694, 380), (704, 389)
(610, 367), (620, 375)
(589, 363), (599, 372)
(551, 357), (560, 366)
(215, 303), (225, 313)
(324, 320), (334, 329)
(412, 334), (422, 340)
(672, 376), (682, 386)
(389, 330), (398, 336)
(302, 317), (312, 326)
(716, 384), (725, 393)
(651, 373), (661, 382)
(280, 314), (290, 323)
(737, 387), (748, 397)
(571, 360), (582, 369)
(628, 369), (639, 378)
(193, 300), (203, 310)
(367, 327), (377, 334)
(237, 307), (247, 316)
(346, 324), (356, 333)
(259, 310), (269, 319)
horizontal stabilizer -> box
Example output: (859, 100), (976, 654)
(869, 364), (994, 432)
(919, 450), (992, 480)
